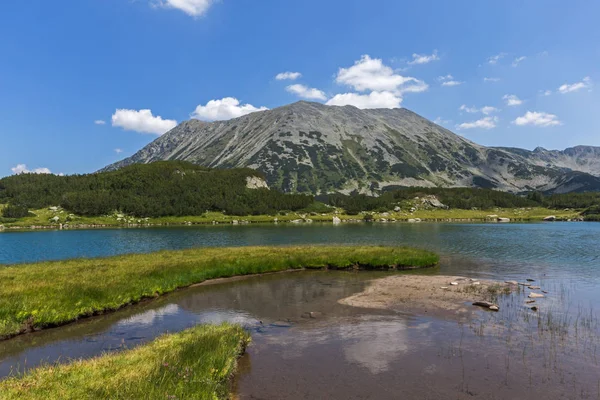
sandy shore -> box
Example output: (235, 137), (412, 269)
(339, 275), (513, 318)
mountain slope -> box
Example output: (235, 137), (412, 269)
(103, 101), (600, 194)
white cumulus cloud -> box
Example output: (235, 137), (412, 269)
(156, 0), (215, 17)
(11, 164), (52, 175)
(191, 97), (268, 121)
(558, 76), (592, 94)
(408, 50), (439, 65)
(540, 89), (552, 96)
(513, 111), (561, 127)
(512, 56), (526, 67)
(285, 84), (327, 101)
(94, 120), (106, 125)
(326, 91), (402, 109)
(335, 55), (427, 93)
(503, 94), (523, 106)
(115, 148), (123, 154)
(456, 116), (498, 130)
(275, 71), (302, 81)
(484, 77), (500, 83)
(112, 109), (177, 135)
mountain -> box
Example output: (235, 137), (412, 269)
(103, 101), (600, 194)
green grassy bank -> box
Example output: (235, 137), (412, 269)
(0, 206), (583, 231)
(0, 323), (251, 399)
(0, 245), (438, 339)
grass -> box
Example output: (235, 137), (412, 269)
(0, 323), (251, 399)
(0, 205), (583, 230)
(0, 245), (438, 338)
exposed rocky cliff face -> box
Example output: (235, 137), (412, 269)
(103, 101), (600, 194)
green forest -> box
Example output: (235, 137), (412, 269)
(0, 162), (313, 218)
(1, 161), (599, 219)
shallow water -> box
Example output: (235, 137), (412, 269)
(1, 222), (600, 398)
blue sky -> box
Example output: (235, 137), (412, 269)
(1, 0), (598, 177)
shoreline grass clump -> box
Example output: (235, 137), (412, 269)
(0, 245), (439, 339)
(0, 323), (250, 400)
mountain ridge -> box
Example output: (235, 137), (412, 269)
(103, 101), (600, 194)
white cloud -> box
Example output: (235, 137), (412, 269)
(459, 105), (478, 113)
(285, 84), (327, 101)
(484, 77), (500, 82)
(94, 120), (106, 125)
(115, 148), (123, 154)
(407, 50), (439, 65)
(275, 71), (302, 81)
(326, 91), (402, 109)
(434, 117), (451, 125)
(156, 0), (214, 17)
(503, 94), (523, 106)
(540, 89), (552, 96)
(487, 53), (507, 65)
(11, 164), (52, 175)
(285, 84), (327, 100)
(513, 111), (561, 127)
(335, 55), (427, 93)
(512, 56), (526, 67)
(460, 105), (499, 115)
(558, 76), (592, 94)
(439, 74), (463, 87)
(112, 109), (177, 135)
(457, 116), (498, 130)
(191, 97), (268, 121)
(441, 80), (463, 87)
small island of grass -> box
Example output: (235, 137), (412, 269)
(0, 245), (438, 339)
(0, 323), (251, 400)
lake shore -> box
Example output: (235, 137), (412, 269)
(0, 206), (584, 232)
(0, 323), (251, 400)
(0, 245), (438, 340)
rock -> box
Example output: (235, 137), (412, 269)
(246, 176), (269, 189)
(291, 219), (303, 223)
(414, 218), (422, 222)
(526, 278), (535, 282)
(472, 282), (481, 285)
(486, 214), (499, 219)
(526, 300), (536, 304)
(497, 217), (511, 223)
(450, 282), (459, 286)
(407, 218), (417, 223)
(380, 218), (388, 222)
(232, 220), (239, 225)
(309, 312), (323, 319)
(50, 216), (60, 223)
(528, 285), (541, 290)
(543, 216), (556, 221)
(542, 290), (548, 294)
(304, 218), (313, 223)
(505, 280), (519, 285)
(528, 293), (544, 298)
(381, 212), (390, 217)
(531, 306), (538, 311)
(333, 216), (341, 224)
(473, 301), (499, 310)
(440, 286), (449, 289)
(49, 206), (59, 212)
(116, 214), (124, 218)
(394, 206), (401, 212)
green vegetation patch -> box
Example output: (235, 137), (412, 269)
(0, 245), (438, 338)
(0, 323), (250, 400)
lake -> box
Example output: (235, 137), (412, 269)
(1, 222), (599, 399)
